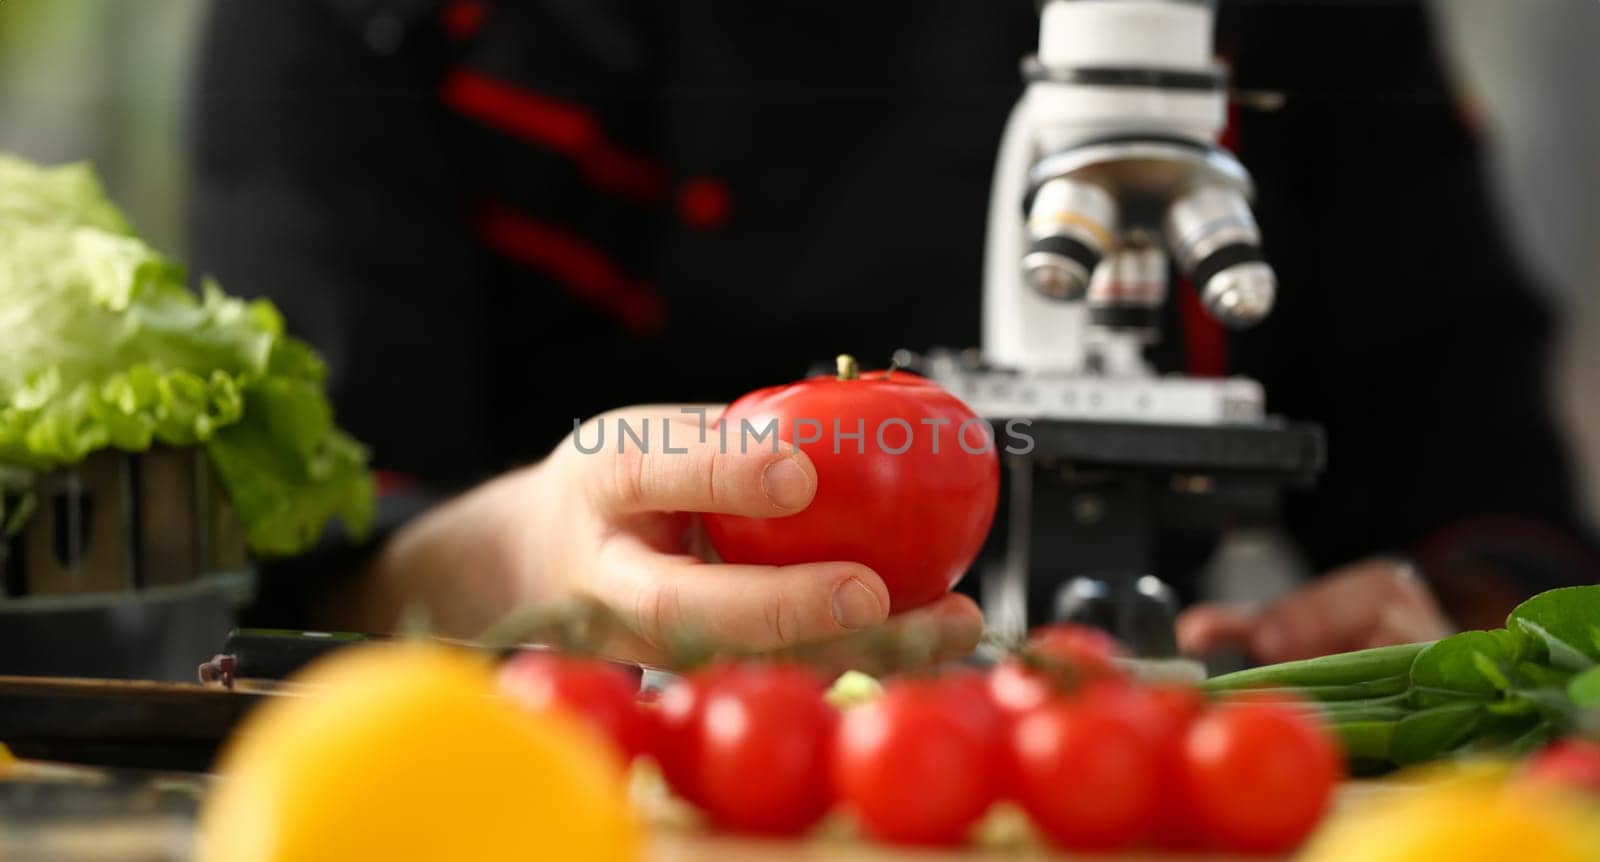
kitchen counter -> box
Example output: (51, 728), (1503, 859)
(1, 756), (1396, 861)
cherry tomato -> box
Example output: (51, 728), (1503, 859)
(1086, 682), (1201, 744)
(651, 663), (742, 806)
(987, 626), (1127, 717)
(1523, 739), (1600, 795)
(1102, 685), (1205, 850)
(834, 676), (1003, 846)
(986, 659), (1055, 717)
(497, 652), (647, 762)
(1028, 623), (1127, 680)
(921, 669), (1010, 766)
(931, 668), (1025, 794)
(701, 363), (999, 611)
(1181, 698), (1339, 854)
(1009, 699), (1160, 851)
(695, 665), (835, 835)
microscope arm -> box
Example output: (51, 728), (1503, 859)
(983, 94), (1093, 374)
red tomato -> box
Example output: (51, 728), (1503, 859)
(1028, 624), (1127, 680)
(933, 668), (1025, 794)
(1523, 739), (1600, 795)
(834, 676), (1003, 846)
(651, 663), (742, 806)
(1103, 685), (1205, 851)
(938, 667), (1006, 714)
(987, 659), (1055, 717)
(1089, 683), (1201, 742)
(701, 364), (1000, 611)
(1009, 699), (1160, 851)
(1181, 699), (1339, 854)
(987, 626), (1127, 718)
(695, 665), (835, 835)
(497, 652), (646, 762)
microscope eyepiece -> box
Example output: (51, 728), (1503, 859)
(1164, 185), (1276, 327)
(1024, 177), (1117, 301)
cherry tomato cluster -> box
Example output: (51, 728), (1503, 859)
(497, 625), (1341, 854)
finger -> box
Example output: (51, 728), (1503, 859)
(1176, 603), (1260, 656)
(1252, 592), (1335, 663)
(776, 593), (987, 677)
(596, 534), (892, 652)
(1366, 586), (1453, 649)
(921, 593), (987, 663)
(575, 418), (817, 518)
(601, 403), (724, 416)
(1252, 560), (1439, 662)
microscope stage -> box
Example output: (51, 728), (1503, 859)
(931, 363), (1268, 426)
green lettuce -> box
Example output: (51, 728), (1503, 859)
(0, 153), (373, 555)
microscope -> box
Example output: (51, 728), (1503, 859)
(920, 0), (1324, 654)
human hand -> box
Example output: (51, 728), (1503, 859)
(1176, 557), (1453, 664)
(366, 405), (985, 671)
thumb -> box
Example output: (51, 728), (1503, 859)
(570, 416), (818, 517)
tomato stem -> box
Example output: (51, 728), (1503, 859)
(882, 357), (900, 381)
(836, 354), (860, 381)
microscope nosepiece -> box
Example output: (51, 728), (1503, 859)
(1024, 177), (1117, 301)
(1164, 185), (1276, 328)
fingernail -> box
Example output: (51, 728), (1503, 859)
(761, 456), (812, 510)
(832, 578), (885, 630)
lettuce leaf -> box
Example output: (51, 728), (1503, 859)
(0, 153), (372, 555)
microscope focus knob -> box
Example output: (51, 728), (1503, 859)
(1024, 176), (1117, 301)
(1053, 574), (1182, 659)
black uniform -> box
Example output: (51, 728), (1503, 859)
(187, 0), (1600, 629)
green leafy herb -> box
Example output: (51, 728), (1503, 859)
(1205, 584), (1600, 768)
(1507, 587), (1600, 664)
(1198, 642), (1428, 692)
(1409, 629), (1521, 705)
(1568, 666), (1600, 709)
(1390, 701), (1485, 764)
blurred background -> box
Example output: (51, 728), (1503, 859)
(0, 0), (201, 253)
